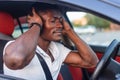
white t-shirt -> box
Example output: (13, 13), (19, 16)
(3, 41), (71, 80)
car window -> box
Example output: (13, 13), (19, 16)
(67, 12), (120, 46)
(12, 23), (28, 38)
(12, 11), (120, 46)
(12, 16), (29, 38)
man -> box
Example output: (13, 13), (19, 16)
(3, 4), (99, 80)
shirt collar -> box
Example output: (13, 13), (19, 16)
(36, 41), (59, 59)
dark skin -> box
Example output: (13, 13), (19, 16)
(4, 8), (99, 70)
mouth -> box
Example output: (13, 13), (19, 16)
(53, 31), (62, 36)
(55, 30), (62, 33)
(53, 29), (63, 34)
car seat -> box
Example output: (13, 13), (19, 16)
(0, 11), (15, 74)
(0, 11), (14, 40)
(60, 64), (83, 80)
(57, 73), (63, 80)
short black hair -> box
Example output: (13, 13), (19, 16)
(29, 2), (61, 16)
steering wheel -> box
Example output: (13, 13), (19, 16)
(90, 39), (119, 80)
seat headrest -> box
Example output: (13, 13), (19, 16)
(0, 11), (14, 35)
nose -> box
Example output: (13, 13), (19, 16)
(56, 20), (63, 28)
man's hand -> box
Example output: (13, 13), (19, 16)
(62, 19), (72, 35)
(27, 8), (43, 28)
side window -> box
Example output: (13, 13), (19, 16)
(66, 12), (120, 46)
(12, 16), (29, 38)
(12, 23), (28, 38)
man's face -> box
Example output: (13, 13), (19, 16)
(40, 10), (63, 41)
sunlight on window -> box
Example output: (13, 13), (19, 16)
(66, 12), (86, 21)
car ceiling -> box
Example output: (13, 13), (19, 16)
(0, 1), (75, 18)
(0, 0), (120, 24)
(60, 0), (120, 24)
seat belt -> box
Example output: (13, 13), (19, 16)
(0, 40), (8, 74)
(36, 52), (53, 80)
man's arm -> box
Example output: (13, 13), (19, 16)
(63, 19), (99, 68)
(3, 8), (42, 70)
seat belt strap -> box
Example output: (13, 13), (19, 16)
(36, 52), (53, 80)
(0, 40), (8, 74)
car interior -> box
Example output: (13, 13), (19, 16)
(0, 11), (14, 40)
(0, 1), (120, 80)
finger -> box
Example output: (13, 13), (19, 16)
(62, 18), (66, 22)
(27, 15), (32, 22)
(27, 15), (31, 20)
(62, 19), (68, 26)
(61, 19), (65, 26)
(32, 7), (38, 16)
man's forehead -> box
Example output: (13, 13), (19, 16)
(47, 9), (61, 14)
(40, 9), (63, 20)
(46, 10), (62, 18)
